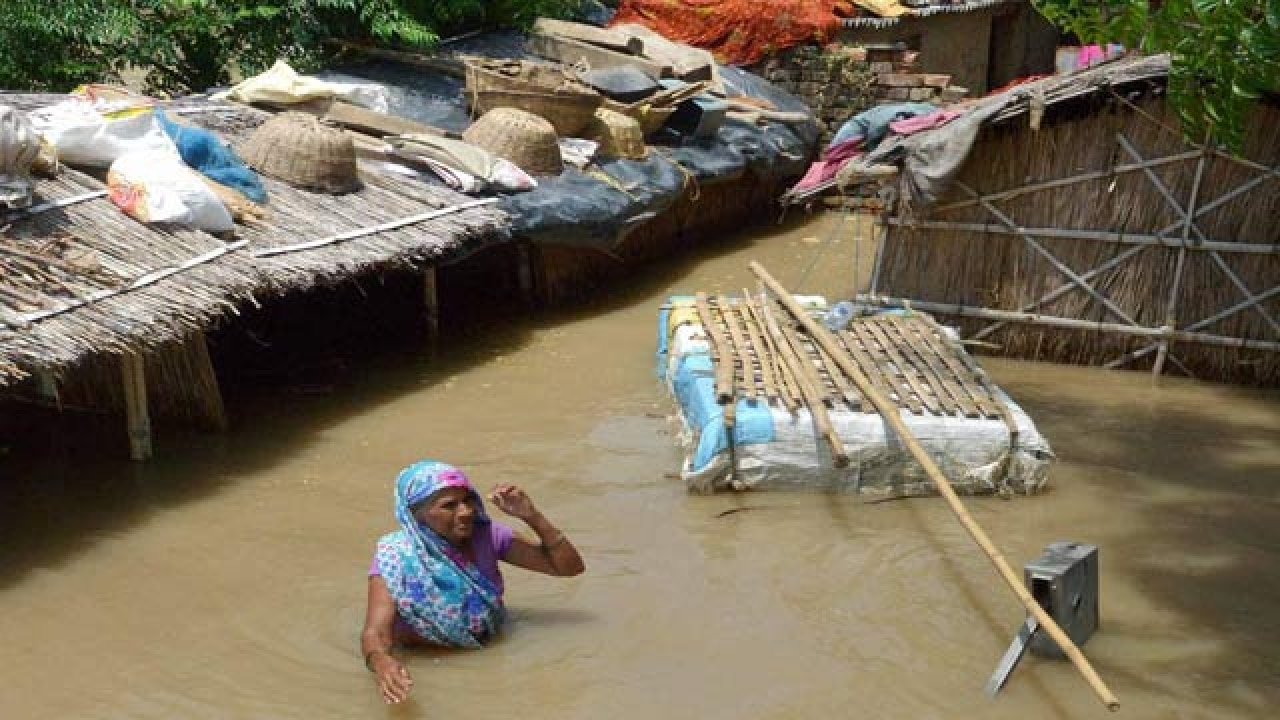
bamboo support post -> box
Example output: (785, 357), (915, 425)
(422, 266), (440, 345)
(751, 261), (1120, 712)
(120, 351), (152, 461)
(187, 331), (227, 432)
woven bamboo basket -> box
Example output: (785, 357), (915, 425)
(462, 107), (563, 176)
(238, 112), (359, 193)
(602, 99), (677, 136)
(584, 107), (647, 160)
(463, 57), (603, 137)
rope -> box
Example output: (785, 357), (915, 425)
(652, 149), (701, 202)
(792, 201), (852, 293)
(585, 169), (639, 201)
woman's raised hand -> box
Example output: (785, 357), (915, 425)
(488, 484), (538, 521)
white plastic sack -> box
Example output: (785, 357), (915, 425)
(107, 152), (235, 232)
(29, 100), (177, 170)
(217, 60), (390, 113)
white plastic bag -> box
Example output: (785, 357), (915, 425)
(29, 99), (177, 170)
(217, 60), (390, 113)
(107, 151), (235, 232)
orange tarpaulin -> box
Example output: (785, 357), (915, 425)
(610, 0), (846, 66)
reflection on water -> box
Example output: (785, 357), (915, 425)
(1, 211), (1278, 719)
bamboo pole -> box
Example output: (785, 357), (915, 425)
(884, 219), (1280, 255)
(422, 266), (440, 346)
(757, 293), (849, 468)
(695, 293), (735, 406)
(120, 351), (152, 461)
(859, 294), (1280, 353)
(751, 261), (1120, 712)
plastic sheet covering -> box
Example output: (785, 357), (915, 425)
(657, 296), (1054, 494)
(322, 31), (816, 248)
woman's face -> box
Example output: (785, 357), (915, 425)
(415, 486), (477, 546)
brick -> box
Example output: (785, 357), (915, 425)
(908, 87), (936, 101)
(884, 87), (912, 100)
(941, 85), (970, 102)
(921, 73), (952, 88)
(869, 62), (894, 74)
(877, 73), (924, 87)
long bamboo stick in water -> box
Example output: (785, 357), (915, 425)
(749, 261), (1120, 712)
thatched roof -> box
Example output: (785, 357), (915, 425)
(0, 94), (510, 387)
(841, 0), (1022, 29)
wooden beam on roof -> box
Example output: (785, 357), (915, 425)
(533, 18), (644, 55)
(527, 32), (670, 79)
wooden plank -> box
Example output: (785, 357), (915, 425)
(892, 316), (980, 418)
(322, 99), (451, 138)
(527, 33), (669, 79)
(695, 293), (734, 405)
(533, 18), (643, 55)
(864, 318), (942, 416)
(610, 22), (715, 81)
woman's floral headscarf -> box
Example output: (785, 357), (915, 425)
(374, 460), (505, 647)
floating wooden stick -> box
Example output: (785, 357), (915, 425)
(750, 261), (1119, 712)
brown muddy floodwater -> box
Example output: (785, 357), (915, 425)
(2, 211), (1278, 719)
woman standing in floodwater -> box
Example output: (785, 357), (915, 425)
(361, 460), (585, 704)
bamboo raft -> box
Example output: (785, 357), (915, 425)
(693, 294), (1016, 424)
(662, 291), (1051, 495)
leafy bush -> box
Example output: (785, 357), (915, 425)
(1035, 0), (1280, 151)
(0, 0), (584, 95)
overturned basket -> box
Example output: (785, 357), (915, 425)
(603, 99), (677, 137)
(462, 107), (563, 176)
(463, 56), (603, 137)
(238, 112), (360, 194)
(584, 107), (647, 160)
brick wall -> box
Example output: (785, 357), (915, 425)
(753, 44), (967, 146)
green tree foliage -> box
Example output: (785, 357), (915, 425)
(0, 0), (583, 95)
(1033, 0), (1280, 150)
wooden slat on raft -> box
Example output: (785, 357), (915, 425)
(863, 318), (942, 415)
(738, 289), (780, 403)
(717, 295), (760, 399)
(759, 295), (848, 467)
(744, 294), (799, 412)
(885, 316), (979, 418)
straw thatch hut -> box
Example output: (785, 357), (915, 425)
(856, 54), (1280, 385)
(0, 94), (509, 458)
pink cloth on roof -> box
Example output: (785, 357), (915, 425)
(1078, 44), (1105, 67)
(888, 109), (964, 136)
(370, 520), (514, 595)
(792, 136), (865, 191)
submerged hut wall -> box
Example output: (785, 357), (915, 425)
(534, 174), (791, 305)
(874, 67), (1280, 385)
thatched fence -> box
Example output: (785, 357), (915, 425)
(868, 55), (1280, 385)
